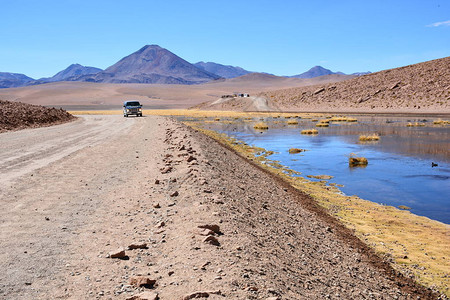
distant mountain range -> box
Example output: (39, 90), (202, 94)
(0, 72), (34, 88)
(42, 64), (102, 83)
(26, 64), (103, 86)
(0, 45), (370, 88)
(79, 45), (220, 84)
(194, 61), (251, 79)
(290, 66), (370, 78)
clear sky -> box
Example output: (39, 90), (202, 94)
(1, 0), (449, 79)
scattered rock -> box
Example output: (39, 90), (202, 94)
(160, 166), (172, 174)
(156, 221), (165, 228)
(154, 179), (160, 184)
(128, 243), (148, 250)
(153, 203), (161, 209)
(126, 291), (159, 300)
(390, 81), (401, 89)
(170, 191), (179, 197)
(130, 276), (156, 288)
(203, 235), (220, 246)
(182, 290), (221, 300)
(108, 248), (126, 259)
(186, 155), (197, 163)
(198, 229), (215, 236)
(198, 224), (221, 234)
(313, 87), (325, 95)
(357, 95), (371, 103)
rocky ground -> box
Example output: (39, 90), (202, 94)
(0, 115), (440, 299)
(0, 99), (75, 132)
(258, 56), (450, 113)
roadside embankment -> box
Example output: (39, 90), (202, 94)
(0, 99), (75, 132)
(184, 119), (449, 298)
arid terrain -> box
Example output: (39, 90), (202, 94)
(258, 56), (450, 113)
(1, 54), (449, 299)
(0, 73), (352, 111)
(0, 114), (441, 299)
(0, 100), (75, 132)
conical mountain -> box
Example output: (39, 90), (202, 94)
(291, 66), (336, 78)
(82, 45), (221, 84)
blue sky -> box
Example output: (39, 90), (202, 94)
(1, 0), (449, 78)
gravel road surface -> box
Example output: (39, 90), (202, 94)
(0, 115), (437, 299)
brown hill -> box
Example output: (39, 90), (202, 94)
(0, 100), (75, 132)
(261, 57), (450, 113)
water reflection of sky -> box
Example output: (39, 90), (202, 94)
(202, 117), (450, 224)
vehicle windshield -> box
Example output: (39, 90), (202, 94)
(125, 101), (141, 106)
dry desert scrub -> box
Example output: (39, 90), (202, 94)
(316, 122), (329, 127)
(349, 156), (368, 166)
(301, 129), (319, 135)
(407, 122), (426, 127)
(288, 148), (306, 154)
(253, 122), (269, 130)
(433, 119), (450, 125)
(287, 119), (299, 125)
(359, 134), (380, 141)
(186, 123), (450, 297)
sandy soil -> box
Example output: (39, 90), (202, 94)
(0, 115), (437, 299)
(0, 74), (351, 110)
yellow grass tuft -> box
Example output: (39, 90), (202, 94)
(288, 148), (306, 154)
(433, 119), (450, 125)
(398, 205), (411, 210)
(359, 134), (380, 141)
(253, 122), (269, 130)
(349, 157), (368, 166)
(287, 119), (299, 125)
(316, 123), (329, 127)
(301, 129), (319, 135)
(407, 122), (425, 127)
(307, 174), (334, 180)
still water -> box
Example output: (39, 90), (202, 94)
(197, 115), (450, 224)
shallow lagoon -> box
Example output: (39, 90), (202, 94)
(198, 115), (450, 224)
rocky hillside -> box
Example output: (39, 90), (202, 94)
(262, 56), (450, 113)
(82, 45), (220, 84)
(0, 100), (75, 132)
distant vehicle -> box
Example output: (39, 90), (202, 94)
(123, 100), (143, 117)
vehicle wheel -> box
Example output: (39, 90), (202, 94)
(124, 114), (128, 117)
(139, 114), (142, 117)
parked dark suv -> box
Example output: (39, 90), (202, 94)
(123, 101), (143, 117)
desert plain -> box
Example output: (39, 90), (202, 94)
(0, 57), (449, 300)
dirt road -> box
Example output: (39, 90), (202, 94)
(0, 115), (436, 299)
